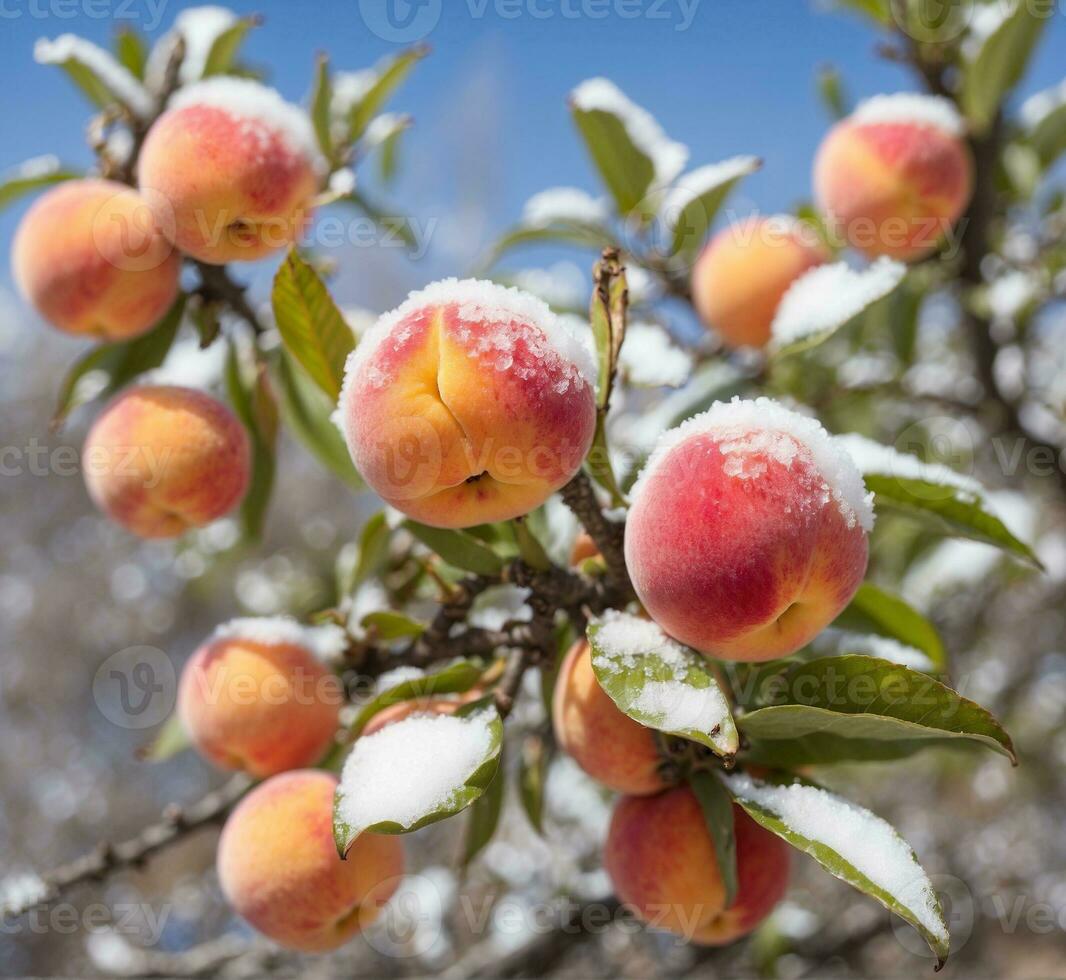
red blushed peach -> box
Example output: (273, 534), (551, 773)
(361, 697), (461, 737)
(339, 279), (597, 528)
(178, 618), (344, 778)
(814, 94), (973, 261)
(12, 178), (181, 340)
(552, 640), (669, 795)
(691, 217), (828, 349)
(605, 785), (790, 945)
(624, 398), (872, 662)
(138, 78), (321, 264)
(218, 770), (404, 952)
(83, 385), (250, 538)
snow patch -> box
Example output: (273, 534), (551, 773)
(35, 35), (154, 117)
(145, 6), (239, 86)
(211, 615), (348, 661)
(661, 156), (760, 221)
(1021, 79), (1066, 128)
(850, 93), (964, 137)
(522, 187), (609, 227)
(618, 322), (693, 388)
(836, 432), (983, 500)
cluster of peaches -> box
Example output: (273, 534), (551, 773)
(9, 81), (972, 954)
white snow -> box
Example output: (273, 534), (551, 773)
(35, 35), (154, 117)
(618, 322), (693, 388)
(593, 609), (692, 669)
(169, 77), (326, 174)
(337, 710), (495, 832)
(363, 112), (408, 148)
(632, 397), (875, 532)
(570, 77), (688, 186)
(850, 93), (965, 137)
(339, 278), (596, 416)
(211, 616), (348, 661)
(510, 264), (588, 310)
(7, 155), (63, 180)
(331, 68), (376, 118)
(468, 585), (532, 631)
(0, 872), (48, 912)
(632, 680), (730, 732)
(724, 772), (947, 946)
(772, 258), (906, 349)
(372, 665), (426, 692)
(522, 187), (609, 227)
(328, 167), (356, 196)
(145, 6), (239, 87)
(1021, 79), (1066, 128)
(836, 432), (984, 500)
(814, 629), (936, 672)
(987, 270), (1039, 320)
(661, 156), (761, 222)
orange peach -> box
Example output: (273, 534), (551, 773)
(361, 697), (460, 736)
(338, 279), (596, 528)
(814, 93), (973, 261)
(691, 217), (828, 348)
(178, 618), (344, 777)
(12, 178), (180, 340)
(624, 398), (871, 662)
(218, 770), (404, 952)
(83, 385), (250, 538)
(552, 639), (669, 795)
(138, 78), (321, 263)
(605, 785), (790, 945)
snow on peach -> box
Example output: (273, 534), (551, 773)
(850, 93), (965, 137)
(771, 258), (906, 349)
(632, 397), (875, 532)
(337, 710), (495, 832)
(35, 35), (154, 117)
(170, 77), (326, 174)
(522, 187), (609, 227)
(211, 616), (348, 661)
(145, 6), (240, 86)
(570, 78), (688, 185)
(661, 156), (761, 220)
(618, 322), (693, 388)
(836, 432), (984, 501)
(724, 772), (948, 947)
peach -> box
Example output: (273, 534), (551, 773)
(12, 178), (181, 341)
(361, 697), (460, 736)
(83, 385), (250, 538)
(218, 770), (404, 952)
(605, 785), (790, 945)
(814, 93), (973, 261)
(338, 279), (597, 528)
(138, 78), (321, 263)
(624, 398), (871, 662)
(691, 217), (828, 348)
(178, 618), (344, 777)
(552, 639), (669, 795)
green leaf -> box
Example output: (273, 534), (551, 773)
(361, 610), (424, 640)
(271, 248), (354, 400)
(518, 734), (549, 834)
(52, 295), (185, 427)
(724, 771), (949, 965)
(666, 156), (761, 255)
(1024, 90), (1066, 168)
(0, 160), (80, 213)
(345, 45), (427, 144)
(310, 54), (334, 160)
(403, 521), (505, 577)
(36, 36), (151, 116)
(689, 771), (738, 908)
(512, 519), (551, 572)
(834, 582), (947, 673)
(201, 15), (259, 77)
(479, 221), (611, 271)
(338, 512), (392, 598)
(272, 350), (363, 488)
(462, 747), (505, 867)
(371, 115), (410, 184)
(587, 612), (738, 758)
(585, 416), (627, 508)
(737, 655), (1016, 764)
(961, 1), (1048, 134)
(816, 65), (849, 120)
(224, 340), (278, 540)
(190, 302), (222, 349)
(334, 704), (503, 853)
(350, 660), (484, 737)
(113, 27), (147, 79)
(136, 712), (190, 762)
(832, 0), (891, 23)
(589, 251), (627, 410)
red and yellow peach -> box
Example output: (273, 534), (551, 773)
(12, 178), (181, 340)
(624, 398), (871, 662)
(218, 770), (404, 952)
(338, 279), (597, 528)
(83, 385), (250, 538)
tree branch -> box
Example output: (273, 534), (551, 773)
(559, 471), (631, 597)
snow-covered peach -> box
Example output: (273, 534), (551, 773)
(624, 398), (872, 662)
(338, 279), (597, 528)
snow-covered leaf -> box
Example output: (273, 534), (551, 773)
(689, 770), (738, 907)
(350, 660), (484, 737)
(335, 45), (426, 145)
(618, 322), (693, 388)
(0, 157), (79, 213)
(663, 156), (761, 254)
(136, 712), (191, 763)
(587, 611), (738, 758)
(35, 34), (153, 117)
(462, 747), (505, 867)
(1021, 79), (1066, 168)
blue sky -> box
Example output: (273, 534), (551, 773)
(2, 0), (1064, 311)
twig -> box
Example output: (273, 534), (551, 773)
(2, 776), (250, 921)
(193, 261), (268, 335)
(559, 471), (632, 597)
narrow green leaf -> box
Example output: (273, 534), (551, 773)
(587, 612), (739, 758)
(512, 519), (551, 572)
(271, 248), (354, 399)
(346, 45), (427, 144)
(689, 771), (738, 908)
(403, 521), (505, 577)
(1025, 94), (1066, 168)
(361, 610), (424, 640)
(337, 512), (392, 598)
(725, 771), (949, 963)
(201, 16), (259, 77)
(136, 712), (190, 762)
(310, 54), (334, 160)
(479, 222), (612, 272)
(817, 65), (848, 120)
(113, 27), (147, 79)
(0, 161), (80, 213)
(666, 157), (761, 255)
(518, 734), (549, 834)
(585, 417), (628, 509)
(350, 659), (484, 737)
(36, 36), (152, 116)
(462, 747), (506, 867)
(834, 582), (947, 673)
